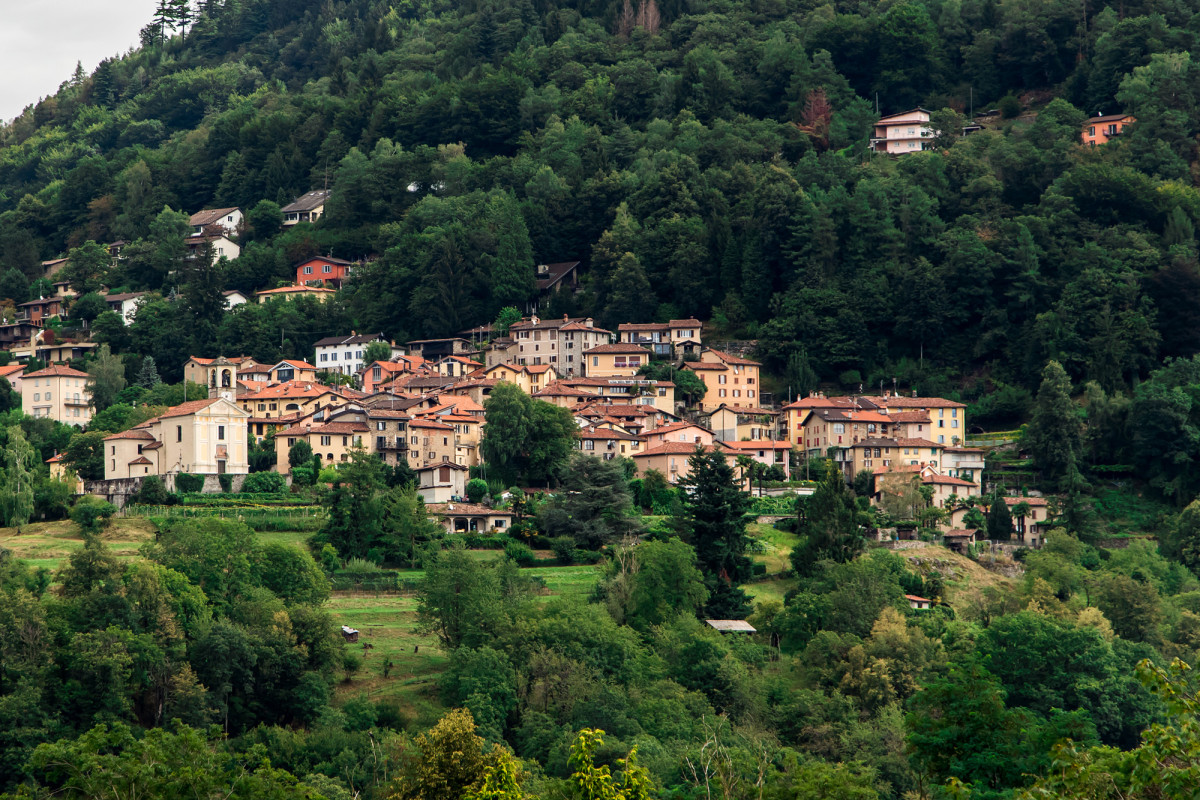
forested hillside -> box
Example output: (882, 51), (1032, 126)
(3, 0), (1200, 397)
(7, 1), (1200, 798)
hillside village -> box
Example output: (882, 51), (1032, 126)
(1, 205), (1042, 548)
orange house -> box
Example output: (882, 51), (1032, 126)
(296, 256), (354, 288)
(1082, 114), (1134, 146)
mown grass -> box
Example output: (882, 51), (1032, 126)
(0, 518), (158, 571)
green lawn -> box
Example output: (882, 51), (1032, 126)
(0, 518), (158, 572)
(747, 522), (799, 576)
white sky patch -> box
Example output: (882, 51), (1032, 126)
(0, 0), (157, 121)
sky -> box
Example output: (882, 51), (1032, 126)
(0, 0), (157, 121)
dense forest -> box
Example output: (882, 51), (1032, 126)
(4, 0), (1200, 399)
(6, 0), (1200, 797)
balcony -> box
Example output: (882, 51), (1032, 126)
(374, 437), (407, 451)
(64, 397), (90, 407)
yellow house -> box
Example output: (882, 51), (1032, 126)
(256, 285), (337, 304)
(640, 421), (715, 449)
(269, 360), (318, 384)
(22, 365), (92, 425)
(46, 453), (83, 493)
(239, 382), (345, 420)
(583, 343), (653, 378)
(860, 395), (967, 446)
(683, 348), (762, 412)
(102, 398), (250, 480)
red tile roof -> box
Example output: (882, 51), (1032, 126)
(24, 365), (89, 378)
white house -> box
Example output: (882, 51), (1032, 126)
(314, 332), (401, 378)
(185, 233), (240, 262)
(189, 207), (243, 236)
(870, 108), (935, 154)
(105, 292), (146, 324)
(416, 462), (469, 503)
(282, 190), (329, 226)
(222, 290), (249, 309)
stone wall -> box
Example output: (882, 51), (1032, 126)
(85, 472), (253, 509)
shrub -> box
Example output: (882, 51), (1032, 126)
(837, 370), (862, 388)
(134, 475), (170, 505)
(318, 467), (339, 484)
(504, 540), (536, 566)
(571, 549), (605, 564)
(344, 557), (382, 573)
(764, 464), (786, 482)
(551, 536), (575, 564)
(175, 473), (204, 493)
(466, 478), (489, 503)
(291, 465), (315, 487)
(218, 474), (233, 493)
(999, 94), (1021, 118)
(70, 496), (116, 532)
(243, 471), (287, 494)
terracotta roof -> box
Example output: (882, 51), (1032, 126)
(277, 421), (369, 436)
(560, 322), (611, 333)
(636, 442), (733, 457)
(720, 440), (792, 450)
(578, 427), (640, 441)
(128, 456), (153, 466)
(943, 529), (976, 538)
(704, 348), (761, 367)
(409, 419), (454, 430)
(864, 396), (966, 409)
(783, 396), (859, 411)
(523, 364), (555, 374)
(426, 502), (513, 517)
(160, 398), (224, 418)
(297, 255), (353, 267)
(1086, 113), (1134, 124)
(0, 364), (25, 378)
(905, 594), (931, 602)
(897, 438), (943, 448)
(245, 382), (330, 400)
(535, 384), (595, 398)
(584, 343), (653, 355)
(923, 474), (978, 487)
(142, 441), (163, 450)
(668, 318), (702, 328)
(889, 410), (932, 422)
(682, 362), (726, 371)
(618, 322), (669, 332)
(24, 365), (89, 378)
(646, 421), (713, 436)
(1003, 496), (1049, 507)
(273, 360), (317, 370)
(103, 429), (156, 441)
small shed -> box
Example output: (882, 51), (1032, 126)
(706, 619), (757, 633)
(942, 528), (977, 554)
(906, 595), (932, 610)
(341, 625), (360, 643)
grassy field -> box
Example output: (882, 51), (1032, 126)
(0, 518), (158, 571)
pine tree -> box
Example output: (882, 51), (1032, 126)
(986, 493), (1013, 540)
(137, 357), (162, 388)
(1025, 360), (1083, 483)
(604, 252), (655, 327)
(681, 447), (753, 617)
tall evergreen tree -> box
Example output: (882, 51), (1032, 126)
(681, 447), (753, 618)
(1025, 360), (1083, 484)
(986, 492), (1013, 540)
(791, 466), (863, 575)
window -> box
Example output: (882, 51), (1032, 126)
(833, 423), (845, 434)
(719, 389), (726, 398)
(592, 357), (599, 367)
(33, 393), (39, 402)
(323, 265), (332, 273)
(331, 353), (338, 361)
(376, 421), (386, 431)
(321, 436), (331, 446)
(218, 425), (225, 440)
(111, 445), (116, 455)
(718, 374), (727, 385)
(1088, 126), (1095, 136)
(938, 435), (945, 444)
(320, 354), (327, 362)
(177, 426), (183, 442)
(45, 392), (50, 401)
(304, 266), (313, 274)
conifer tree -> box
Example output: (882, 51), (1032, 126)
(1025, 360), (1083, 484)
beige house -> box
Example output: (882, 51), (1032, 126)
(406, 419), (458, 468)
(858, 395), (967, 446)
(577, 427), (643, 460)
(184, 356), (259, 388)
(505, 315), (611, 376)
(721, 440), (792, 480)
(274, 420), (369, 470)
(683, 349), (763, 412)
(616, 318), (702, 358)
(23, 365), (91, 424)
(707, 404), (780, 442)
(256, 285), (337, 304)
(632, 442), (737, 484)
(583, 343), (653, 378)
(426, 502), (514, 533)
(102, 398), (250, 480)
(640, 421), (714, 449)
(416, 463), (469, 503)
